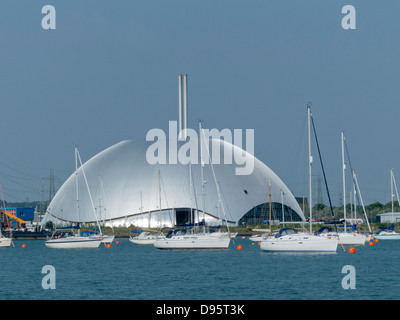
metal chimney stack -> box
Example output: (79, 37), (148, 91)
(178, 74), (188, 140)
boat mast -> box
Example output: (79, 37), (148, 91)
(391, 168), (394, 222)
(341, 131), (347, 232)
(390, 168), (400, 224)
(199, 121), (231, 234)
(353, 188), (356, 223)
(98, 176), (114, 235)
(189, 163), (193, 224)
(189, 162), (200, 225)
(352, 170), (372, 233)
(75, 146), (80, 236)
(76, 147), (103, 236)
(199, 121), (206, 224)
(307, 104), (313, 234)
(269, 180), (272, 234)
(158, 169), (161, 228)
(281, 189), (285, 228)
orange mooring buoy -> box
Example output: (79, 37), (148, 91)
(106, 244), (112, 248)
(375, 239), (379, 243)
(22, 244), (27, 248)
(369, 241), (374, 246)
(237, 245), (243, 250)
(116, 241), (120, 244)
(349, 247), (356, 253)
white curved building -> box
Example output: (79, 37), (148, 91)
(42, 139), (305, 228)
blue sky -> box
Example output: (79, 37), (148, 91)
(0, 0), (399, 206)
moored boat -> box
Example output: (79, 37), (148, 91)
(0, 235), (12, 248)
(374, 225), (400, 240)
(129, 231), (164, 245)
(260, 228), (338, 253)
(154, 228), (231, 250)
(45, 228), (102, 249)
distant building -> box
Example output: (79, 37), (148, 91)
(42, 140), (305, 228)
(1, 207), (34, 228)
(375, 212), (400, 223)
(41, 76), (306, 228)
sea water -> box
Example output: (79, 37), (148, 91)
(0, 237), (399, 300)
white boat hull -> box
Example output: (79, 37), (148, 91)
(99, 235), (115, 244)
(249, 235), (262, 242)
(130, 238), (157, 245)
(129, 232), (164, 245)
(0, 237), (12, 248)
(45, 236), (102, 249)
(154, 233), (231, 250)
(260, 233), (338, 253)
(374, 232), (400, 240)
(338, 232), (366, 246)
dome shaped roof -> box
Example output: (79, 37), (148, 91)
(43, 139), (305, 225)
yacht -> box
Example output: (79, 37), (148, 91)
(374, 225), (400, 240)
(45, 228), (102, 249)
(129, 231), (164, 245)
(260, 105), (338, 253)
(0, 235), (12, 248)
(260, 228), (338, 253)
(374, 170), (400, 240)
(154, 228), (231, 250)
(45, 147), (104, 249)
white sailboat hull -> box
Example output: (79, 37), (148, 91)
(338, 232), (366, 246)
(130, 238), (158, 245)
(154, 233), (231, 250)
(94, 234), (115, 244)
(374, 231), (400, 240)
(249, 235), (263, 242)
(102, 235), (115, 243)
(260, 233), (338, 253)
(129, 232), (164, 245)
(45, 236), (102, 249)
(0, 237), (12, 248)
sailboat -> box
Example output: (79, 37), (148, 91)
(260, 105), (338, 253)
(0, 236), (12, 248)
(0, 187), (13, 248)
(129, 230), (164, 245)
(154, 121), (232, 250)
(153, 225), (231, 250)
(130, 170), (167, 245)
(338, 132), (366, 246)
(85, 229), (115, 244)
(374, 169), (400, 240)
(0, 210), (12, 248)
(45, 224), (102, 249)
(45, 147), (102, 249)
(0, 226), (12, 248)
(89, 176), (115, 244)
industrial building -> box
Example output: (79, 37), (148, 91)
(42, 139), (305, 227)
(1, 207), (34, 228)
(375, 212), (400, 224)
(42, 75), (305, 228)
